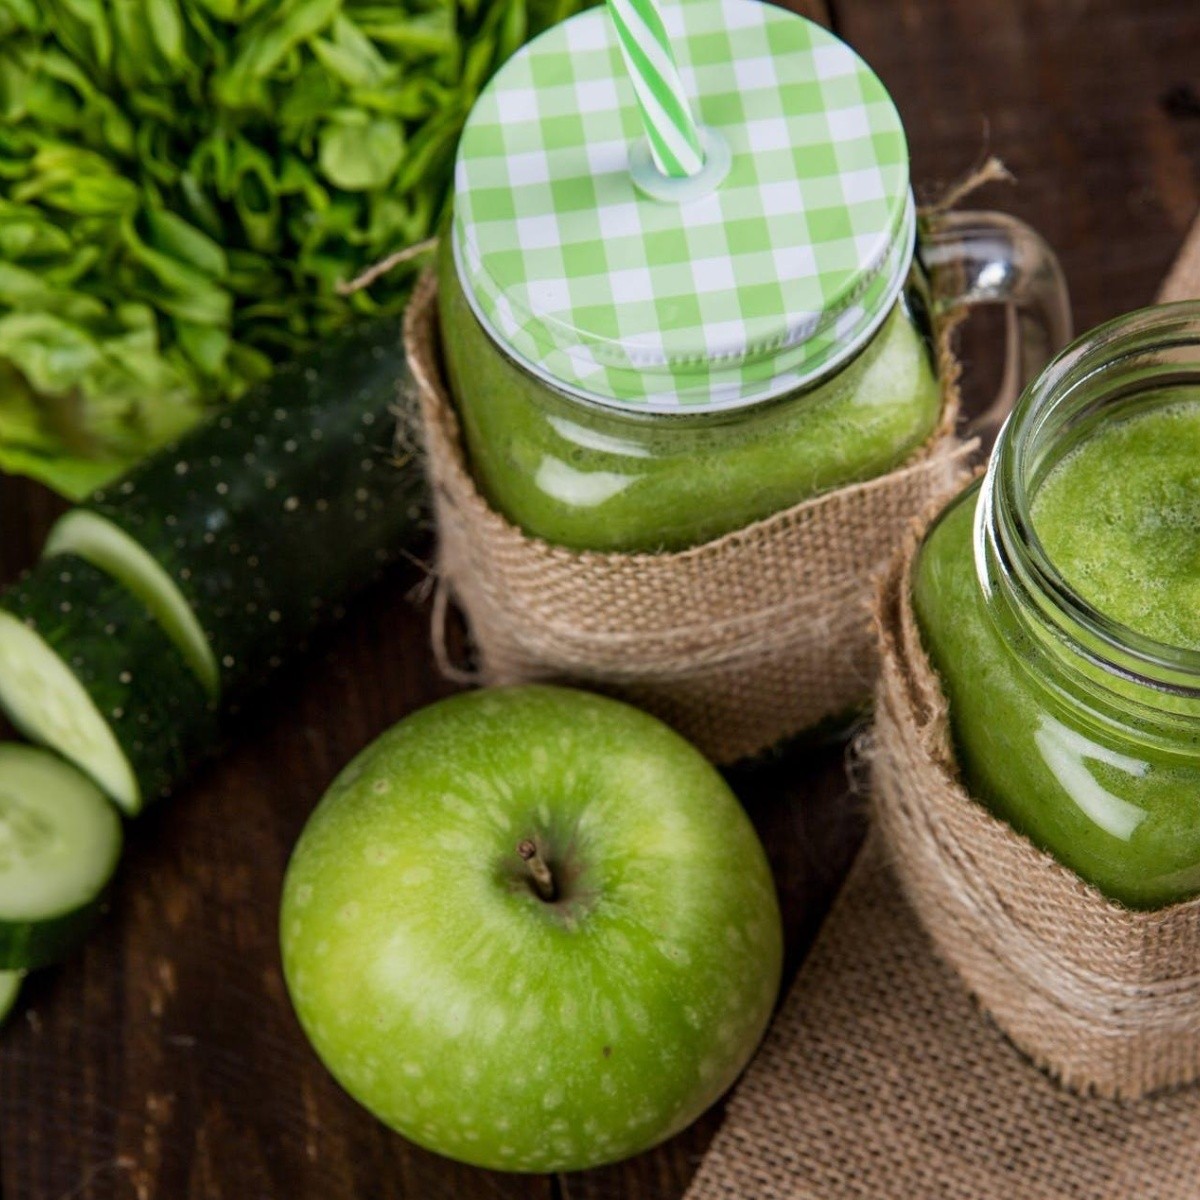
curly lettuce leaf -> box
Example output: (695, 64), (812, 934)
(0, 0), (591, 496)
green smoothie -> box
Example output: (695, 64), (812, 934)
(1031, 401), (1200, 650)
(438, 243), (943, 552)
(914, 401), (1200, 908)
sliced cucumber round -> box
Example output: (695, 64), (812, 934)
(0, 557), (220, 813)
(0, 970), (24, 1023)
(0, 745), (122, 970)
(45, 509), (219, 698)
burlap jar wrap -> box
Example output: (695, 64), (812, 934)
(405, 269), (973, 764)
(870, 509), (1200, 1102)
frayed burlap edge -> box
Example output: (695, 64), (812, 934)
(405, 270), (974, 763)
(870, 502), (1200, 1101)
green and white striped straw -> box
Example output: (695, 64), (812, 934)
(605, 0), (705, 178)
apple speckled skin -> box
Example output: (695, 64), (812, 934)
(280, 686), (783, 1173)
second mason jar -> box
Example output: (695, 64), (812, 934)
(437, 0), (1068, 553)
(913, 304), (1200, 910)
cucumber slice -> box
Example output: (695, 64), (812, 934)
(0, 557), (220, 813)
(44, 509), (219, 698)
(0, 745), (122, 969)
(0, 970), (24, 1023)
(46, 317), (427, 699)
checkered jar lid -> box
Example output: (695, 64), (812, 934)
(451, 0), (914, 413)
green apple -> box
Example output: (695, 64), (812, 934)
(280, 685), (783, 1173)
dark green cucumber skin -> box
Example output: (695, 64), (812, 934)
(81, 317), (427, 697)
(1, 556), (220, 806)
(0, 899), (110, 971)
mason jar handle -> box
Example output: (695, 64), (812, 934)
(920, 210), (1073, 442)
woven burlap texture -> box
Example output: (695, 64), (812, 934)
(683, 837), (1200, 1200)
(406, 269), (973, 764)
(872, 513), (1200, 1102)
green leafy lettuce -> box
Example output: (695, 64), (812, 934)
(0, 0), (585, 497)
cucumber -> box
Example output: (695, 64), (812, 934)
(0, 745), (122, 970)
(0, 970), (24, 1023)
(0, 557), (220, 813)
(45, 509), (218, 698)
(46, 317), (427, 699)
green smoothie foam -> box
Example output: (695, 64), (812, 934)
(914, 400), (1200, 909)
(1031, 400), (1200, 650)
(438, 242), (942, 552)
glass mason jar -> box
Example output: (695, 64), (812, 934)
(914, 304), (1200, 910)
(437, 1), (1070, 553)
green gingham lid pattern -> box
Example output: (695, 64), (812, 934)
(452, 0), (914, 413)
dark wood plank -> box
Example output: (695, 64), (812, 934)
(2, 1), (1199, 1197)
(839, 0), (1200, 334)
(792, 0), (830, 23)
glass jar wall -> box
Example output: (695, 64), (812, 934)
(438, 238), (942, 553)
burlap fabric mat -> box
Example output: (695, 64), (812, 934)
(406, 270), (972, 764)
(685, 837), (1200, 1200)
(684, 214), (1200, 1199)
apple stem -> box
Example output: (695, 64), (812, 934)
(517, 839), (557, 902)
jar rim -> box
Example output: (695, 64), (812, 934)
(984, 300), (1200, 695)
(453, 202), (917, 417)
(450, 0), (915, 415)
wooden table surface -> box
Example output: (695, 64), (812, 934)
(3, 2), (1200, 1197)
